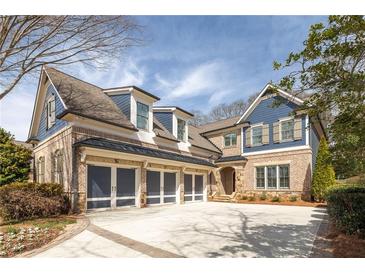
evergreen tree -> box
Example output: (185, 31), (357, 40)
(311, 137), (336, 201)
(0, 127), (32, 186)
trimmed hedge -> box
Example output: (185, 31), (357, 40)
(0, 182), (70, 223)
(326, 184), (365, 234)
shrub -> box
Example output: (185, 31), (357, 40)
(259, 193), (267, 201)
(271, 196), (281, 202)
(240, 195), (248, 200)
(289, 195), (298, 202)
(0, 128), (32, 186)
(248, 195), (256, 201)
(326, 184), (365, 234)
(312, 137), (336, 201)
(0, 182), (70, 223)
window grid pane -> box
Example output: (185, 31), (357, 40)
(279, 165), (290, 188)
(137, 102), (149, 130)
(224, 133), (237, 147)
(252, 127), (263, 146)
(256, 167), (265, 188)
(267, 166), (277, 188)
(177, 119), (186, 141)
(281, 120), (294, 140)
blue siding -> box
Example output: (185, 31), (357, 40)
(310, 123), (321, 170)
(154, 112), (173, 133)
(109, 94), (131, 119)
(36, 85), (68, 141)
(243, 96), (306, 153)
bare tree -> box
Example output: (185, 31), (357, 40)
(0, 16), (143, 100)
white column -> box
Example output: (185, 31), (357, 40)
(111, 167), (116, 209)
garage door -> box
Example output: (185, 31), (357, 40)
(87, 165), (112, 209)
(116, 168), (136, 207)
(146, 170), (177, 205)
(184, 174), (204, 202)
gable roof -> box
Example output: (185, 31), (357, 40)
(236, 83), (304, 124)
(198, 116), (242, 134)
(44, 67), (137, 131)
(188, 125), (221, 153)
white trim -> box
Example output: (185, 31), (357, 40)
(305, 115), (310, 146)
(43, 68), (67, 110)
(236, 83), (304, 124)
(241, 127), (244, 154)
(242, 145), (311, 157)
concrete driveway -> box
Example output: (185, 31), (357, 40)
(35, 202), (327, 258)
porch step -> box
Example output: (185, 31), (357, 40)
(210, 195), (233, 201)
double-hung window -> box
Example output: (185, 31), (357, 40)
(252, 126), (263, 146)
(137, 102), (149, 130)
(177, 118), (186, 142)
(255, 164), (290, 189)
(280, 119), (294, 141)
(224, 132), (237, 147)
(46, 95), (56, 129)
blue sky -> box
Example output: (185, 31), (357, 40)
(0, 16), (326, 141)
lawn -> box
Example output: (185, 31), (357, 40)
(0, 216), (76, 257)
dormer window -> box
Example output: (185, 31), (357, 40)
(46, 94), (56, 129)
(177, 118), (186, 142)
(137, 101), (149, 130)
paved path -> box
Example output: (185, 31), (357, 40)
(35, 202), (327, 258)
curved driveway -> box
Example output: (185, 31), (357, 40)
(35, 202), (327, 258)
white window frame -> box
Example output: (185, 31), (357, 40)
(224, 132), (237, 147)
(279, 117), (294, 142)
(251, 123), (263, 146)
(136, 101), (150, 131)
(255, 164), (290, 190)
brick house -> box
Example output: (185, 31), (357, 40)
(27, 66), (325, 211)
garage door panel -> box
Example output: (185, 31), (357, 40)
(195, 175), (203, 195)
(194, 195), (203, 201)
(163, 197), (176, 203)
(184, 195), (192, 201)
(164, 172), (176, 196)
(87, 166), (111, 198)
(147, 197), (160, 204)
(87, 200), (111, 209)
(147, 171), (160, 196)
(116, 199), (135, 207)
(184, 174), (192, 194)
(116, 168), (135, 197)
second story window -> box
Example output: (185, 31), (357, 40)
(224, 133), (237, 147)
(252, 126), (263, 146)
(137, 102), (149, 130)
(177, 118), (186, 141)
(46, 94), (56, 129)
(280, 119), (294, 141)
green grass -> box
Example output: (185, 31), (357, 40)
(0, 217), (76, 233)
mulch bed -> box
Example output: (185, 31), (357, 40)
(0, 216), (76, 257)
(327, 226), (365, 258)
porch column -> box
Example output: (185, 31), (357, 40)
(138, 165), (147, 208)
(178, 167), (185, 204)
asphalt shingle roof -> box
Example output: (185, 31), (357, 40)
(198, 116), (241, 134)
(74, 137), (216, 167)
(215, 155), (247, 163)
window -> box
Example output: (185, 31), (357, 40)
(255, 164), (290, 190)
(267, 166), (277, 188)
(279, 165), (290, 188)
(51, 150), (63, 184)
(224, 133), (237, 147)
(177, 118), (186, 141)
(137, 102), (149, 130)
(255, 167), (265, 189)
(252, 126), (263, 146)
(37, 156), (45, 183)
(281, 119), (294, 141)
(46, 95), (56, 129)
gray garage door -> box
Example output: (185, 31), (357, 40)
(164, 172), (176, 203)
(184, 174), (193, 201)
(87, 165), (111, 209)
(116, 168), (136, 207)
(146, 170), (161, 204)
(194, 175), (204, 201)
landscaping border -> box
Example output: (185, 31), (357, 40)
(17, 215), (89, 258)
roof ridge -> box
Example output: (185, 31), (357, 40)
(44, 66), (103, 90)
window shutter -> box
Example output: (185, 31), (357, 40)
(294, 118), (302, 140)
(262, 124), (269, 144)
(245, 127), (252, 147)
(273, 122), (280, 143)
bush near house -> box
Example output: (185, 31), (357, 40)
(311, 137), (336, 201)
(0, 182), (70, 223)
(0, 128), (32, 186)
(326, 184), (365, 235)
